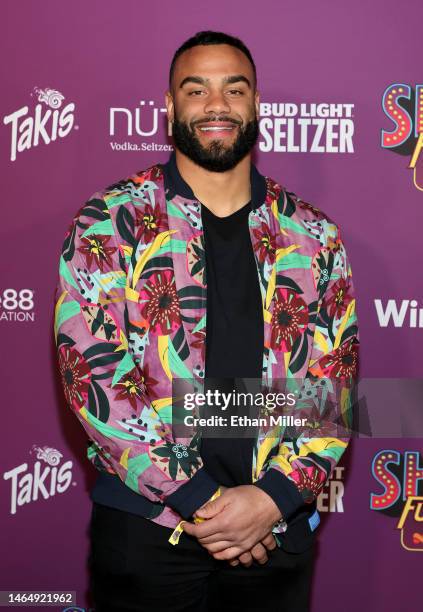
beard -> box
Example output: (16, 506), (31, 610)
(171, 112), (259, 172)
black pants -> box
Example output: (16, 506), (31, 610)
(88, 502), (315, 612)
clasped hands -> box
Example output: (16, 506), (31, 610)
(182, 484), (282, 568)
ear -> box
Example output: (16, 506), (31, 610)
(254, 89), (260, 118)
(165, 90), (174, 123)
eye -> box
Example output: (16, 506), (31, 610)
(188, 90), (205, 96)
(227, 89), (243, 95)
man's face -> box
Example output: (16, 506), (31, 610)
(166, 44), (259, 172)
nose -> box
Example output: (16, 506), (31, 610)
(203, 90), (231, 115)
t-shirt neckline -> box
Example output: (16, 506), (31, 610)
(201, 200), (252, 221)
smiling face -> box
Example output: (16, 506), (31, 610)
(166, 43), (260, 172)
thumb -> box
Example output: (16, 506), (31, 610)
(194, 496), (225, 519)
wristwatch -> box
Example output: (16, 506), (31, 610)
(273, 516), (288, 532)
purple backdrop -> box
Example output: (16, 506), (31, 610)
(1, 1), (422, 610)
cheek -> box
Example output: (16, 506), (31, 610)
(232, 100), (256, 120)
(174, 96), (205, 117)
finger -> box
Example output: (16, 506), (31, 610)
(202, 540), (235, 554)
(181, 522), (198, 537)
(250, 543), (268, 565)
(212, 546), (243, 561)
(182, 517), (225, 539)
(194, 496), (227, 520)
(261, 533), (277, 551)
(238, 551), (253, 567)
(197, 531), (233, 545)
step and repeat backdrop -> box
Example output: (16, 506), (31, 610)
(1, 1), (422, 611)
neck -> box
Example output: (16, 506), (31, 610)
(175, 150), (251, 216)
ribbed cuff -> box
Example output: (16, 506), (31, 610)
(164, 467), (220, 519)
(253, 468), (305, 522)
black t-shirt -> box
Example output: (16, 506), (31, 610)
(199, 200), (264, 487)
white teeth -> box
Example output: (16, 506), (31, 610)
(199, 126), (233, 131)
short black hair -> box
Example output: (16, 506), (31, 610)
(169, 30), (256, 88)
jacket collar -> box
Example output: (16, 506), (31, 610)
(161, 150), (267, 212)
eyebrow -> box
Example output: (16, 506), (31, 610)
(179, 74), (251, 89)
(224, 75), (251, 88)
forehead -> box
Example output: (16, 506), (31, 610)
(172, 44), (254, 87)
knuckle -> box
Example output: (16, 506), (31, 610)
(244, 536), (254, 549)
(263, 534), (276, 549)
(221, 517), (231, 531)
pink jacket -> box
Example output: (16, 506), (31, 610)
(54, 154), (358, 536)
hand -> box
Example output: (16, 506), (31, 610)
(184, 484), (282, 561)
(228, 531), (277, 567)
(196, 486), (277, 567)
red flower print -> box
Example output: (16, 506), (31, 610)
(298, 200), (321, 216)
(190, 326), (206, 362)
(270, 289), (309, 351)
(140, 270), (181, 335)
(289, 465), (326, 501)
(77, 234), (117, 272)
(327, 278), (351, 319)
(58, 345), (91, 410)
(135, 165), (162, 183)
(112, 364), (159, 412)
(252, 222), (276, 263)
(319, 339), (358, 379)
(134, 201), (167, 243)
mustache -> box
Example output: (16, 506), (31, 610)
(191, 116), (242, 127)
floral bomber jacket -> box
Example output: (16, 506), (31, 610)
(54, 152), (359, 536)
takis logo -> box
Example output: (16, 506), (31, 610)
(2, 86), (76, 162)
(2, 445), (74, 515)
(381, 84), (423, 190)
(370, 450), (423, 551)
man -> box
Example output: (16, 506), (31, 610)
(54, 31), (359, 611)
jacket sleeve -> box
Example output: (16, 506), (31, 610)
(253, 226), (359, 521)
(54, 193), (219, 519)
